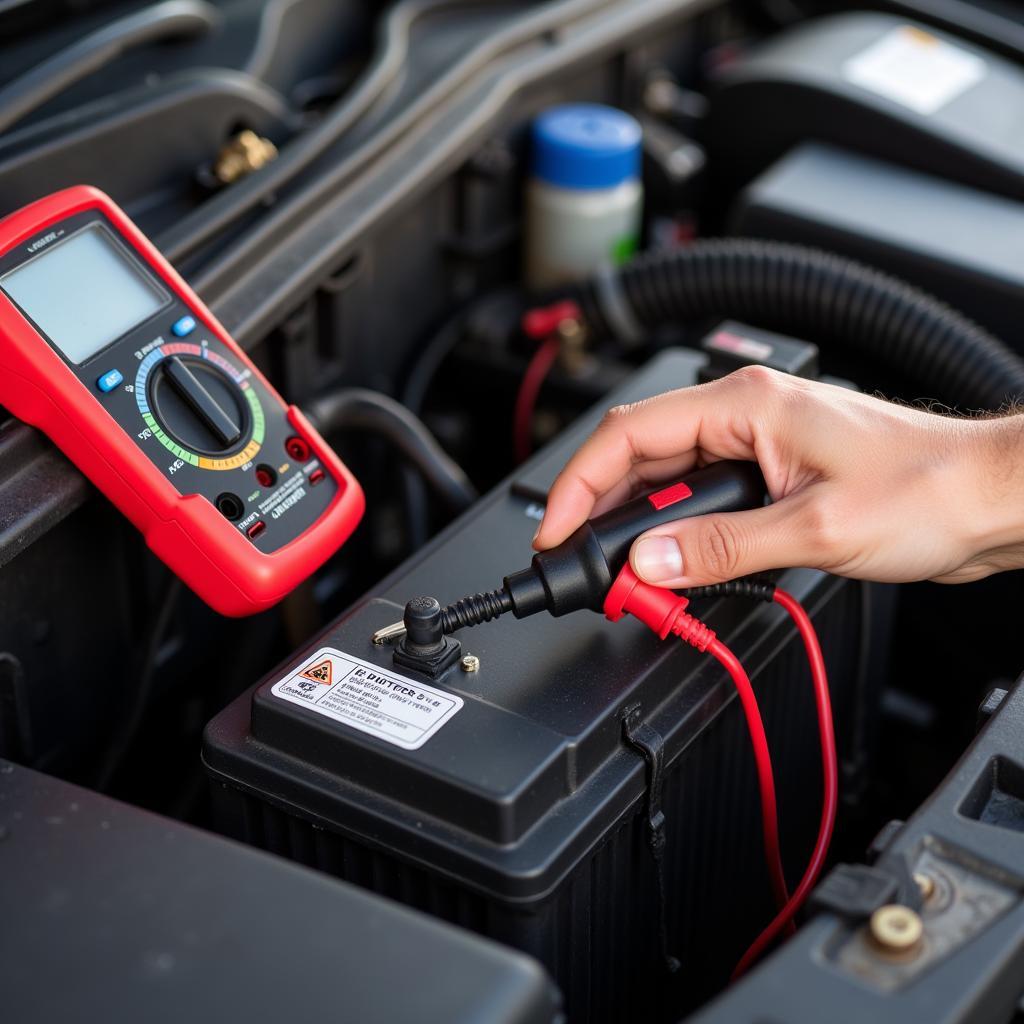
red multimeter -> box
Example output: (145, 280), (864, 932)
(0, 186), (364, 616)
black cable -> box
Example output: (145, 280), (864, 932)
(399, 291), (525, 547)
(400, 303), (481, 548)
(304, 387), (477, 512)
(0, 0), (218, 138)
(577, 239), (1024, 410)
(403, 308), (478, 418)
(96, 574), (184, 792)
(841, 579), (875, 804)
(158, 0), (435, 265)
(440, 588), (512, 633)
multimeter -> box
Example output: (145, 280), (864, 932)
(0, 186), (364, 616)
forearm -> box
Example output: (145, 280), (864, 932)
(954, 412), (1024, 574)
(537, 369), (1024, 588)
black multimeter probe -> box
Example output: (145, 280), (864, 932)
(377, 460), (767, 667)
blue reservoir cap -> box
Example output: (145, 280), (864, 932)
(531, 104), (642, 190)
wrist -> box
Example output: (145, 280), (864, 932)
(957, 414), (1024, 555)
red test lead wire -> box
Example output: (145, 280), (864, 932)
(730, 587), (838, 980)
(604, 566), (839, 975)
(706, 635), (792, 919)
(604, 566), (791, 923)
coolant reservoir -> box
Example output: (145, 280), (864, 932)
(524, 103), (642, 289)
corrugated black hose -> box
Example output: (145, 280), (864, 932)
(577, 239), (1024, 410)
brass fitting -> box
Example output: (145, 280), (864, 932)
(556, 316), (588, 375)
(213, 130), (278, 185)
(913, 872), (936, 901)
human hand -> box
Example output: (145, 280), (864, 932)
(533, 366), (1024, 587)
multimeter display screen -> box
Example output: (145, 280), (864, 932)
(1, 223), (168, 364)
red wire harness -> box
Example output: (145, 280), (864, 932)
(604, 566), (838, 979)
(515, 301), (581, 464)
(514, 336), (560, 464)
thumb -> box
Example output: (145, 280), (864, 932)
(629, 494), (823, 588)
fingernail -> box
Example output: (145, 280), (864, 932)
(633, 536), (684, 583)
(532, 526), (541, 545)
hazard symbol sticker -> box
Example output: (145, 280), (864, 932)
(300, 659), (333, 686)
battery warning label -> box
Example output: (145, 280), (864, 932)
(271, 647), (463, 750)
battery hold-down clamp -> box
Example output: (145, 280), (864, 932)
(374, 460), (838, 978)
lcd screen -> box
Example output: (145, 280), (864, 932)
(1, 223), (168, 364)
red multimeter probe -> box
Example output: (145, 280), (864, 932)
(0, 186), (364, 616)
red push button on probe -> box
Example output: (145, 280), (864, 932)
(648, 481), (692, 510)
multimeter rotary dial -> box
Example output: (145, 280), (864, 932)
(135, 340), (265, 470)
(149, 355), (247, 454)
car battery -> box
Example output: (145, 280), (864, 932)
(204, 348), (874, 1023)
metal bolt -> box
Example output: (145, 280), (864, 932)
(556, 317), (582, 341)
(913, 872), (935, 900)
(461, 654), (480, 673)
(556, 317), (588, 375)
(869, 904), (923, 954)
(644, 76), (679, 116)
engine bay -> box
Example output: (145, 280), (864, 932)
(4, 2), (1024, 1022)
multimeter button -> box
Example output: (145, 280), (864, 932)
(246, 520), (266, 541)
(96, 368), (123, 392)
(309, 468), (325, 486)
(171, 315), (197, 337)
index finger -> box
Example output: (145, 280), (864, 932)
(532, 377), (762, 549)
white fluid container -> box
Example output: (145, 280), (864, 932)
(525, 104), (643, 290)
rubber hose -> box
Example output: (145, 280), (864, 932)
(0, 1), (218, 138)
(304, 387), (477, 512)
(577, 239), (1024, 409)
